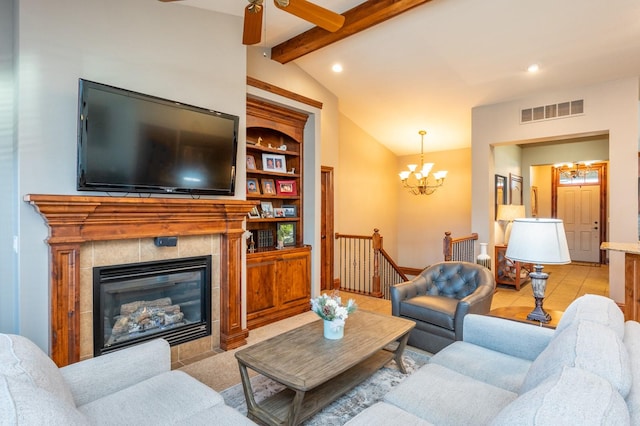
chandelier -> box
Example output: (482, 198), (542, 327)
(399, 130), (447, 195)
(554, 161), (594, 180)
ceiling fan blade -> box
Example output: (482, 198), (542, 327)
(274, 0), (345, 33)
(243, 3), (264, 45)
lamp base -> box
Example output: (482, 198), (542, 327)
(527, 296), (551, 323)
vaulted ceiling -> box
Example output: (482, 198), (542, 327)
(164, 0), (640, 155)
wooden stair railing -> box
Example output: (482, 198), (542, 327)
(443, 231), (478, 262)
(336, 229), (479, 299)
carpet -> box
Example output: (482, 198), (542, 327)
(220, 349), (430, 425)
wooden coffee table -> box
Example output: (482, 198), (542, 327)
(235, 310), (415, 426)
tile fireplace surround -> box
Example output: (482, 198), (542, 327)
(25, 194), (256, 367)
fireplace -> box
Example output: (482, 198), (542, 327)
(94, 256), (212, 356)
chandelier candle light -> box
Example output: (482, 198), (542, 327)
(505, 218), (571, 323)
(399, 130), (447, 195)
(310, 293), (357, 340)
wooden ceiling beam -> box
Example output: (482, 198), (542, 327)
(270, 0), (433, 64)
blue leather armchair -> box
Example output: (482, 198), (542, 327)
(391, 261), (495, 353)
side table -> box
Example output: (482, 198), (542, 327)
(489, 306), (563, 329)
(494, 244), (532, 290)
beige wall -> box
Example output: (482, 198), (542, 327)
(397, 147), (473, 268)
(337, 115), (399, 258)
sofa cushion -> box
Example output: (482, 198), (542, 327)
(179, 403), (258, 425)
(400, 295), (458, 330)
(624, 320), (640, 425)
(79, 370), (226, 424)
(492, 366), (630, 425)
(0, 333), (75, 406)
(345, 402), (434, 426)
(385, 363), (517, 426)
(520, 320), (631, 397)
(0, 375), (89, 425)
(430, 341), (532, 393)
(555, 294), (624, 338)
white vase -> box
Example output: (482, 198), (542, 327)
(323, 320), (344, 340)
(477, 242), (491, 270)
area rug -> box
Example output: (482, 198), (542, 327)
(220, 349), (430, 425)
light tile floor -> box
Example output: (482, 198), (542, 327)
(343, 263), (610, 315)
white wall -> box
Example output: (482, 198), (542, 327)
(9, 0), (246, 350)
(472, 78), (639, 303)
(0, 0), (16, 333)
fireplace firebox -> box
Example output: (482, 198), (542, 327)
(93, 255), (212, 356)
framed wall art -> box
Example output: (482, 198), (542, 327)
(510, 173), (523, 205)
(495, 174), (507, 219)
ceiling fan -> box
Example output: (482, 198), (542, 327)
(243, 0), (345, 45)
(158, 0), (345, 46)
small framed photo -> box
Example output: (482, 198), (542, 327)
(276, 180), (297, 195)
(277, 222), (296, 246)
(261, 179), (276, 195)
(246, 155), (256, 170)
(260, 201), (273, 218)
(248, 206), (260, 219)
(246, 178), (260, 194)
(273, 208), (286, 218)
(262, 154), (287, 173)
(282, 204), (297, 217)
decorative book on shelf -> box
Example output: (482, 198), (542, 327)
(257, 229), (274, 248)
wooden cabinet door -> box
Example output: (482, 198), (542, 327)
(278, 251), (311, 307)
(247, 259), (278, 315)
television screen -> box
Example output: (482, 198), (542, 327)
(77, 79), (238, 196)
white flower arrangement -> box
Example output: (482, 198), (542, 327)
(310, 292), (357, 330)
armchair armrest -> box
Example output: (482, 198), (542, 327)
(60, 338), (171, 407)
(462, 314), (554, 361)
(391, 276), (428, 316)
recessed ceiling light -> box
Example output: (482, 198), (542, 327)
(332, 63), (343, 73)
(527, 64), (540, 73)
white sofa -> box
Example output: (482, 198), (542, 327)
(347, 294), (640, 425)
(0, 335), (254, 425)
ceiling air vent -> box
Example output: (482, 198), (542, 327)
(521, 99), (584, 123)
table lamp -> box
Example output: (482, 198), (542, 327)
(505, 218), (571, 322)
(496, 204), (526, 244)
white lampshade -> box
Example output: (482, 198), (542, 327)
(506, 218), (571, 265)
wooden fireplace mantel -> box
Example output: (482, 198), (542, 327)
(25, 194), (257, 366)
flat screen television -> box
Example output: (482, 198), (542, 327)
(77, 79), (239, 196)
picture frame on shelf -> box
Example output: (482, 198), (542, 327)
(273, 208), (286, 218)
(247, 178), (260, 194)
(248, 206), (260, 219)
(261, 179), (276, 195)
(246, 155), (256, 170)
(277, 222), (296, 246)
(276, 180), (297, 195)
(260, 201), (273, 218)
(262, 153), (287, 173)
(282, 204), (297, 217)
